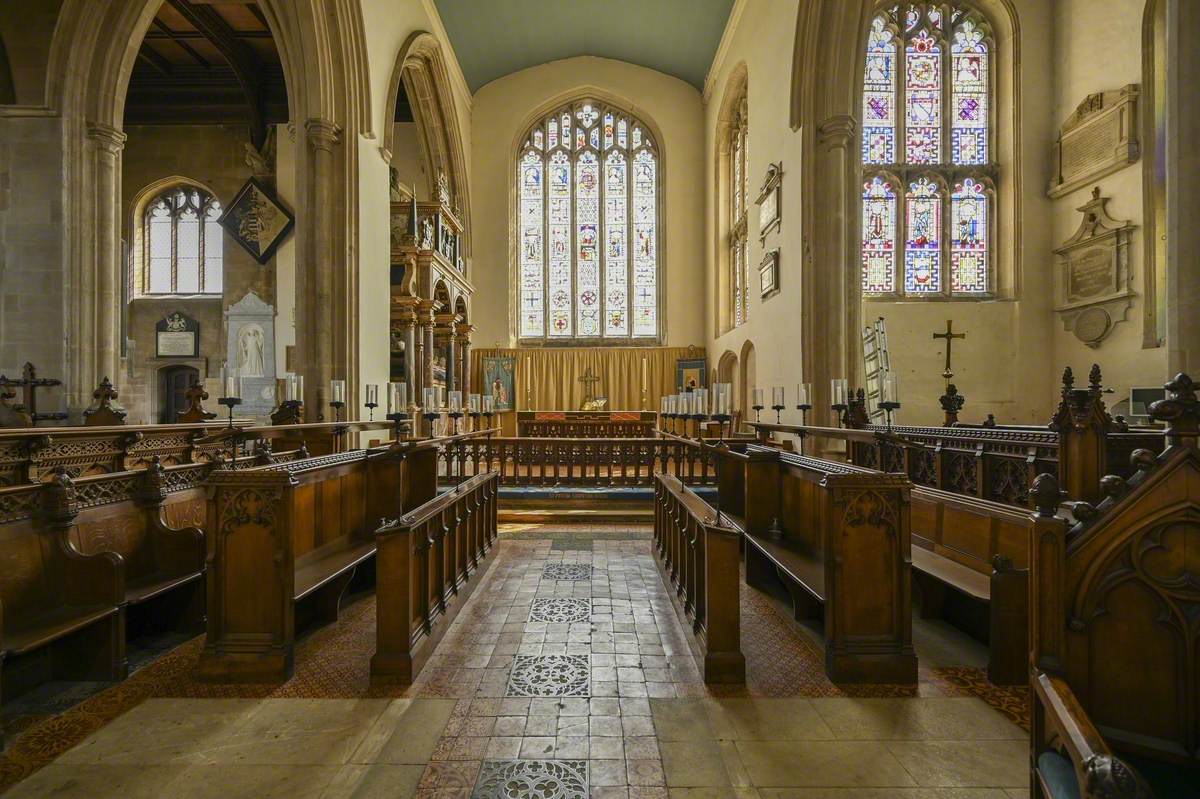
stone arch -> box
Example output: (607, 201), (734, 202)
(716, 349), (738, 393)
(47, 0), (370, 414)
(713, 63), (747, 336)
(789, 0), (1018, 424)
(738, 339), (756, 425)
(383, 31), (471, 256)
(433, 279), (452, 312)
(455, 295), (469, 323)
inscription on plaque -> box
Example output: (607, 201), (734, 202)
(1053, 188), (1134, 348)
(1049, 85), (1139, 198)
(155, 311), (199, 358)
(1066, 248), (1114, 300)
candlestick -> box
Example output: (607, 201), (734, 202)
(831, 378), (849, 427)
(329, 379), (346, 405)
(364, 383), (379, 421)
(771, 386), (786, 423)
(751, 387), (764, 423)
(880, 372), (901, 430)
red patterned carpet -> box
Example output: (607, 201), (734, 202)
(0, 529), (1027, 793)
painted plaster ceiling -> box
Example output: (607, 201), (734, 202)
(432, 0), (734, 92)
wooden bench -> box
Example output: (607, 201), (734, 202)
(736, 445), (917, 683)
(373, 470), (500, 682)
(908, 487), (1033, 685)
(0, 470), (124, 741)
(653, 472), (744, 683)
(198, 444), (421, 683)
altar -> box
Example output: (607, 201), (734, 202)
(516, 410), (657, 438)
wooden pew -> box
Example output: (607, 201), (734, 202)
(198, 444), (417, 683)
(736, 444), (917, 683)
(1030, 374), (1200, 793)
(373, 470), (500, 682)
(0, 470), (124, 744)
(1031, 672), (1154, 798)
(653, 471), (744, 683)
(907, 487), (1033, 685)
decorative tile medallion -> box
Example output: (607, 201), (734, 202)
(528, 598), (592, 624)
(541, 562), (593, 581)
(506, 655), (590, 697)
(472, 759), (588, 799)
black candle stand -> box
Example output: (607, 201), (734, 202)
(880, 401), (901, 431)
(386, 411), (411, 441)
(831, 403), (848, 428)
(771, 404), (785, 424)
(218, 396), (243, 466)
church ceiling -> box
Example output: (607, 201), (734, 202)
(125, 1), (287, 144)
(433, 0), (734, 92)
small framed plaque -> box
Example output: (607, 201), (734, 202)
(756, 162), (783, 241)
(155, 311), (199, 358)
(759, 249), (780, 299)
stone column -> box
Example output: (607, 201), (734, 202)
(304, 119), (342, 421)
(85, 124), (127, 410)
(394, 303), (418, 405)
(417, 302), (436, 434)
(1167, 0), (1200, 374)
(807, 115), (860, 439)
(456, 323), (475, 399)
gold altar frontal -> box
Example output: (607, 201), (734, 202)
(516, 410), (657, 437)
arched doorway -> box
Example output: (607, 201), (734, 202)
(738, 340), (756, 431)
(158, 364), (198, 423)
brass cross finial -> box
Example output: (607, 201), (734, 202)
(932, 320), (966, 380)
(579, 367), (601, 403)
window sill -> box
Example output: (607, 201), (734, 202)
(862, 293), (1010, 303)
(130, 294), (224, 302)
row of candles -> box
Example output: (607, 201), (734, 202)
(658, 375), (902, 425)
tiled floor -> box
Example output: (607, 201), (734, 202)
(3, 530), (1030, 798)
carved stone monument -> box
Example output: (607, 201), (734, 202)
(1053, 188), (1135, 348)
(225, 290), (277, 416)
(1048, 85), (1139, 198)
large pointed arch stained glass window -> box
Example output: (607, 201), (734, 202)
(518, 100), (660, 342)
(861, 3), (994, 297)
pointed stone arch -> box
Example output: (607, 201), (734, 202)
(47, 0), (371, 414)
(713, 62), (748, 337)
(383, 31), (472, 256)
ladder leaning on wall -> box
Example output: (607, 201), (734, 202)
(861, 317), (891, 424)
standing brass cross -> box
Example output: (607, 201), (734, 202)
(579, 367), (601, 403)
(932, 320), (966, 380)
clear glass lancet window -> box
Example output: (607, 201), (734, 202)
(729, 96), (749, 328)
(518, 100), (660, 341)
(861, 3), (994, 297)
(141, 186), (223, 296)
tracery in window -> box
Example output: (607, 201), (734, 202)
(139, 186), (223, 297)
(861, 3), (994, 298)
(518, 100), (659, 342)
(728, 96), (749, 327)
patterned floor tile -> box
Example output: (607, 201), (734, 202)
(472, 759), (588, 799)
(529, 598), (592, 624)
(541, 562), (594, 581)
(506, 656), (591, 698)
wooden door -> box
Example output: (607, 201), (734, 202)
(161, 366), (198, 423)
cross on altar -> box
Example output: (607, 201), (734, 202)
(579, 367), (601, 403)
(0, 362), (67, 425)
(932, 320), (966, 380)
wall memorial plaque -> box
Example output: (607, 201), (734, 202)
(225, 291), (277, 416)
(1048, 85), (1139, 198)
(756, 162), (783, 241)
(1053, 188), (1134, 348)
(156, 311), (199, 357)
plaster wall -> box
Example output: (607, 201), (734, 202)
(0, 0), (63, 106)
(469, 55), (706, 349)
(1051, 0), (1167, 413)
(391, 121), (429, 199)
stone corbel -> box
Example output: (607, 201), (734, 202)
(305, 118), (342, 152)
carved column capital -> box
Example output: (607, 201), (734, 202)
(305, 118), (342, 151)
(86, 123), (127, 155)
(816, 115), (856, 149)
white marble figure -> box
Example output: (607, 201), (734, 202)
(238, 324), (265, 377)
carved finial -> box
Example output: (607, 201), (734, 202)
(82, 376), (127, 426)
(1082, 754), (1154, 799)
(178, 380), (217, 423)
(1129, 448), (1157, 474)
(1088, 364), (1102, 393)
(297, 443), (310, 460)
(939, 384), (965, 426)
(40, 466), (80, 526)
(1032, 473), (1062, 517)
(1112, 413), (1129, 432)
(1062, 366), (1075, 393)
(135, 456), (167, 504)
(1073, 502), (1099, 523)
(1091, 185), (1101, 201)
(1099, 474), (1127, 499)
(1149, 372), (1199, 449)
(982, 413), (997, 428)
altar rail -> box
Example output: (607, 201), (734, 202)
(439, 435), (721, 487)
(516, 411), (657, 438)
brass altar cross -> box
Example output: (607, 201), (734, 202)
(932, 320), (966, 380)
(579, 367), (601, 403)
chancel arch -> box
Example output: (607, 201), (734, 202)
(46, 0), (371, 414)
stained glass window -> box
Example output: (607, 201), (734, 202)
(518, 100), (660, 341)
(860, 3), (994, 297)
(139, 185), (223, 297)
(728, 95), (749, 328)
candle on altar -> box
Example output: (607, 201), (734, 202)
(641, 357), (647, 391)
(772, 386), (785, 407)
(221, 365), (241, 399)
(797, 382), (812, 406)
(330, 379), (346, 405)
(387, 382), (407, 414)
(752, 387), (764, 407)
(448, 391), (462, 412)
(365, 384), (379, 407)
(831, 378), (849, 406)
